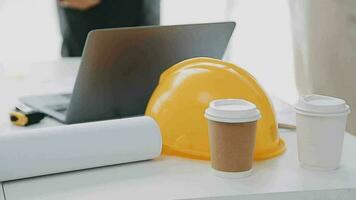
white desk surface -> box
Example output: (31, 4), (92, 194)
(0, 59), (355, 200)
(0, 188), (3, 200)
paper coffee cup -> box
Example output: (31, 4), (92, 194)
(295, 95), (351, 170)
(205, 99), (261, 178)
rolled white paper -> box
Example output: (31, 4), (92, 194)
(0, 116), (162, 181)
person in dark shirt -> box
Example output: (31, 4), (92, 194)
(57, 0), (160, 57)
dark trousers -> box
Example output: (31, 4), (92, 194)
(57, 0), (160, 57)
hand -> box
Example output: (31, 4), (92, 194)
(58, 0), (101, 11)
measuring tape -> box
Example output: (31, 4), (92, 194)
(10, 104), (45, 126)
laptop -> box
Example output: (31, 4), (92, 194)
(20, 22), (236, 124)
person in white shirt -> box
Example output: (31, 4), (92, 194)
(289, 0), (356, 135)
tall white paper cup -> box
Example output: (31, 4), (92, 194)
(295, 95), (350, 170)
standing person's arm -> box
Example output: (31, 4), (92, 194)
(58, 0), (101, 11)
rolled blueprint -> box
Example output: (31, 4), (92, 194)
(0, 116), (162, 181)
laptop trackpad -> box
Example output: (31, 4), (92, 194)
(19, 93), (72, 122)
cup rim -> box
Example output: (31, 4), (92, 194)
(295, 94), (351, 116)
(205, 99), (261, 123)
(205, 113), (259, 123)
(296, 106), (350, 117)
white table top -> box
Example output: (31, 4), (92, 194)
(1, 130), (356, 200)
(0, 59), (355, 200)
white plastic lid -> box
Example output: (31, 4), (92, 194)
(205, 99), (261, 123)
(295, 94), (350, 116)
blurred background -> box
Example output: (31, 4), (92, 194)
(0, 0), (297, 103)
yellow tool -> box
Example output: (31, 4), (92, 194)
(145, 57), (285, 160)
(10, 104), (45, 126)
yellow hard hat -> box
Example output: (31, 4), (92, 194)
(145, 57), (285, 160)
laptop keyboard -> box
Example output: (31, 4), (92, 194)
(48, 104), (69, 113)
(47, 94), (71, 114)
(61, 94), (72, 99)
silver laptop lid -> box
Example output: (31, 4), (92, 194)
(65, 22), (236, 123)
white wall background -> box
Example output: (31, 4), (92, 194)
(0, 0), (61, 61)
(0, 0), (297, 103)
